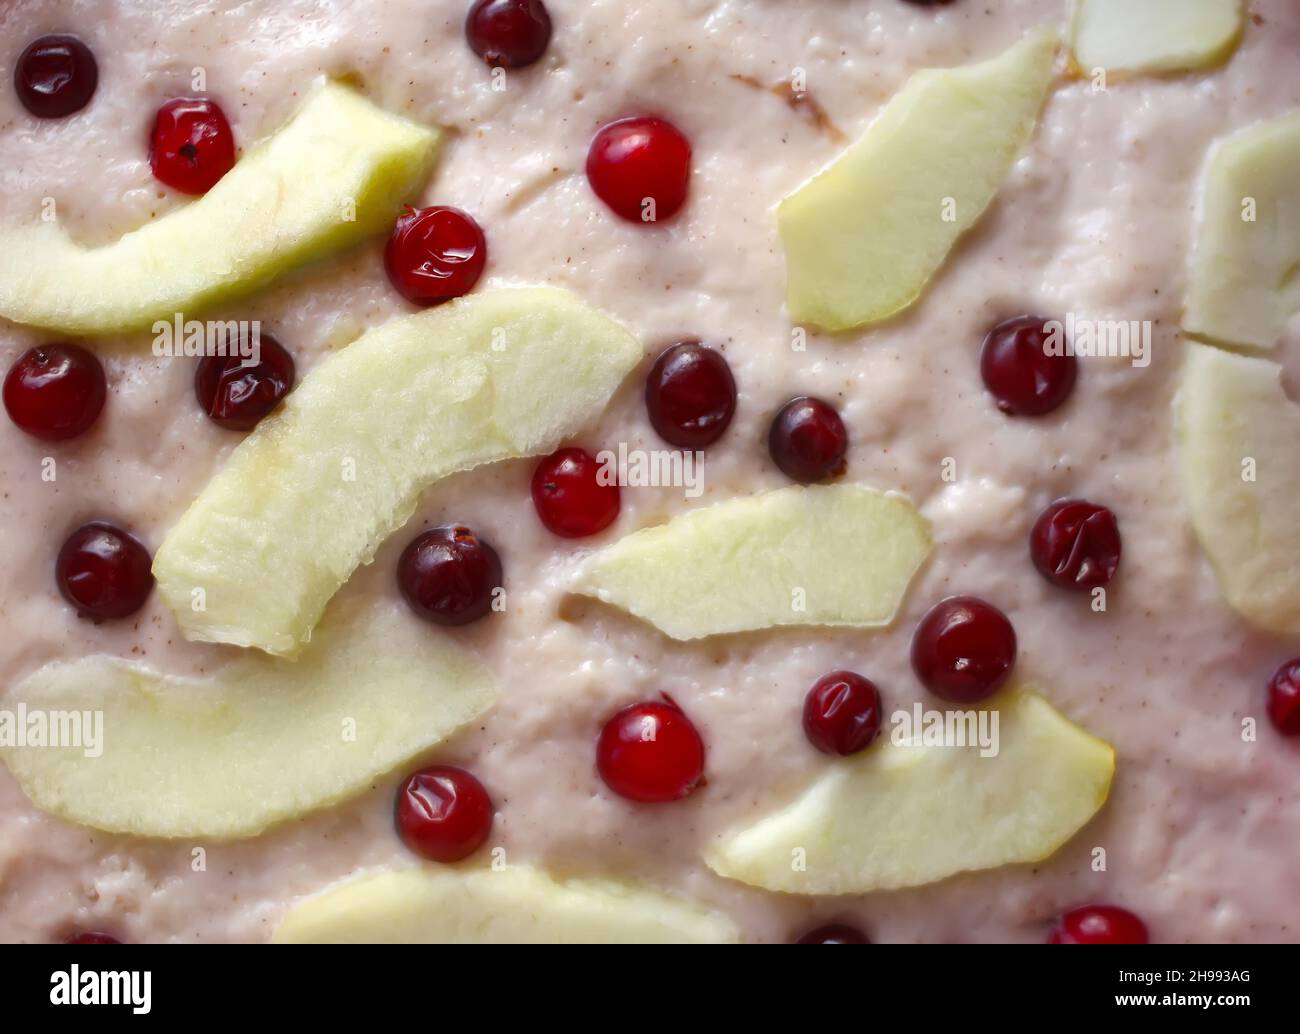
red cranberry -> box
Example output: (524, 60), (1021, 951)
(193, 332), (294, 432)
(795, 923), (871, 944)
(768, 396), (847, 483)
(396, 765), (494, 863)
(803, 671), (882, 757)
(979, 315), (1077, 417)
(465, 0), (552, 69)
(384, 205), (487, 306)
(1030, 499), (1121, 591)
(1048, 905), (1149, 944)
(910, 596), (1016, 704)
(398, 524), (502, 627)
(645, 340), (736, 448)
(64, 932), (121, 945)
(1266, 659), (1300, 737)
(149, 98), (236, 195)
(597, 698), (705, 804)
(586, 117), (691, 223)
(530, 447), (620, 538)
(4, 344), (106, 441)
(14, 35), (98, 119)
(56, 522), (154, 621)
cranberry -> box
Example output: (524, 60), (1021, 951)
(193, 333), (294, 431)
(465, 0), (552, 69)
(530, 447), (620, 538)
(149, 98), (236, 195)
(768, 396), (847, 483)
(14, 35), (98, 119)
(803, 671), (882, 757)
(910, 596), (1016, 704)
(56, 522), (154, 621)
(586, 117), (691, 223)
(1266, 659), (1300, 737)
(979, 315), (1077, 417)
(795, 923), (871, 944)
(1030, 499), (1121, 591)
(1048, 905), (1149, 944)
(644, 340), (736, 448)
(597, 699), (705, 803)
(384, 205), (487, 306)
(4, 344), (106, 441)
(396, 765), (494, 863)
(398, 524), (502, 626)
(64, 932), (121, 945)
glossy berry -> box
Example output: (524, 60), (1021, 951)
(149, 98), (236, 195)
(768, 396), (847, 483)
(4, 344), (106, 441)
(979, 315), (1077, 416)
(465, 0), (552, 69)
(1030, 499), (1121, 591)
(194, 333), (294, 431)
(14, 35), (98, 119)
(396, 765), (494, 863)
(645, 340), (736, 448)
(803, 671), (882, 756)
(64, 932), (121, 945)
(910, 596), (1016, 704)
(531, 447), (619, 538)
(586, 117), (691, 223)
(1266, 659), (1300, 737)
(385, 205), (487, 306)
(795, 923), (871, 944)
(56, 522), (154, 621)
(1048, 905), (1149, 944)
(398, 524), (502, 626)
(597, 699), (705, 804)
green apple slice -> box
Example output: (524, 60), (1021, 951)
(704, 690), (1114, 894)
(0, 601), (496, 839)
(0, 81), (439, 336)
(572, 483), (930, 641)
(778, 29), (1057, 331)
(273, 865), (741, 944)
(153, 287), (640, 657)
(1070, 0), (1243, 77)
(1184, 111), (1300, 350)
(1174, 343), (1300, 635)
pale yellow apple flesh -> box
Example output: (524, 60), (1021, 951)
(572, 483), (931, 641)
(778, 29), (1057, 331)
(153, 287), (641, 657)
(0, 81), (440, 336)
(704, 690), (1114, 894)
(1071, 0), (1243, 77)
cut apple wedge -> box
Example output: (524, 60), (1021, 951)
(704, 690), (1114, 894)
(0, 81), (439, 336)
(1070, 0), (1243, 78)
(1174, 343), (1300, 636)
(572, 483), (930, 641)
(273, 865), (741, 944)
(778, 29), (1057, 331)
(0, 601), (496, 839)
(153, 287), (641, 657)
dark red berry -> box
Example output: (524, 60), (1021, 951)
(910, 596), (1016, 704)
(795, 923), (871, 944)
(14, 35), (98, 119)
(193, 332), (294, 431)
(1030, 499), (1121, 591)
(803, 671), (882, 757)
(384, 205), (487, 306)
(645, 340), (736, 448)
(149, 98), (236, 195)
(465, 0), (552, 69)
(1266, 659), (1300, 737)
(597, 699), (705, 804)
(979, 315), (1077, 417)
(56, 522), (154, 621)
(4, 344), (106, 441)
(530, 447), (619, 538)
(398, 524), (502, 627)
(64, 932), (121, 945)
(586, 117), (691, 223)
(396, 765), (494, 863)
(1048, 905), (1149, 944)
(768, 396), (847, 483)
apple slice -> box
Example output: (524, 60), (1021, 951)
(1184, 111), (1300, 351)
(0, 601), (496, 839)
(572, 484), (930, 641)
(1174, 342), (1300, 636)
(153, 287), (640, 657)
(778, 29), (1057, 331)
(1070, 0), (1243, 78)
(273, 865), (741, 944)
(704, 690), (1114, 894)
(0, 81), (439, 336)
